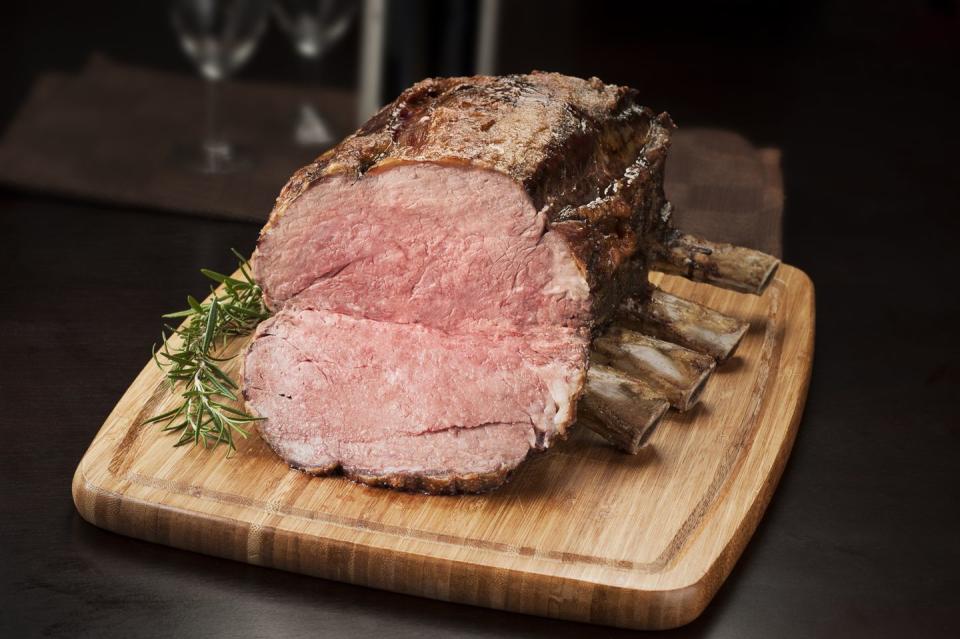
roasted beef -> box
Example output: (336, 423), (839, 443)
(242, 72), (777, 493)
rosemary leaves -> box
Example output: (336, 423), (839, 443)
(146, 250), (271, 451)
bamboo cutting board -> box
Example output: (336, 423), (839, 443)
(72, 265), (814, 630)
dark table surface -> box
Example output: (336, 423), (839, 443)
(3, 3), (960, 637)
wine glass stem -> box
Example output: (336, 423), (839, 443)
(204, 78), (227, 168)
(300, 55), (318, 104)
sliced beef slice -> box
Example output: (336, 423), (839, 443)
(253, 163), (591, 332)
(243, 309), (585, 493)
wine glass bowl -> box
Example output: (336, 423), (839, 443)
(274, 0), (356, 59)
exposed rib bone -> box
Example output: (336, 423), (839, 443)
(591, 328), (716, 412)
(615, 287), (749, 361)
(652, 231), (780, 295)
(580, 364), (670, 454)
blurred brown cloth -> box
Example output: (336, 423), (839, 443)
(0, 58), (782, 256)
(0, 57), (355, 224)
(667, 130), (783, 256)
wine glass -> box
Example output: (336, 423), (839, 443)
(272, 0), (356, 146)
(171, 0), (270, 173)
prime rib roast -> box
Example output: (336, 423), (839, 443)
(242, 72), (779, 493)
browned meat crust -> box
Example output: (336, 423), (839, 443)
(272, 444), (529, 495)
(257, 71), (674, 328)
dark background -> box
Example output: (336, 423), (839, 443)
(2, 1), (959, 637)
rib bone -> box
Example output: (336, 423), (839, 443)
(615, 287), (749, 361)
(580, 363), (671, 454)
(591, 328), (716, 412)
(579, 205), (775, 451)
(652, 230), (780, 295)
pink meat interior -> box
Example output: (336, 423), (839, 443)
(245, 163), (590, 479)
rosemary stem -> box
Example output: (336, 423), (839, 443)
(145, 251), (271, 452)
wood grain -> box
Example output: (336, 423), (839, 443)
(72, 264), (814, 630)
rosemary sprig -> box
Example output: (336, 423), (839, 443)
(146, 249), (272, 452)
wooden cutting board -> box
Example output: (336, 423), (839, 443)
(72, 264), (814, 630)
